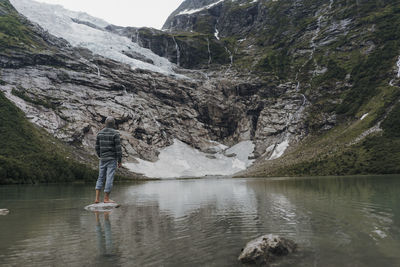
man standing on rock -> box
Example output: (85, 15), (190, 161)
(94, 116), (122, 204)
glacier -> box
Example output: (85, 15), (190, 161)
(10, 0), (178, 76)
(124, 140), (255, 178)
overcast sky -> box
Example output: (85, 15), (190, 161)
(36, 0), (185, 29)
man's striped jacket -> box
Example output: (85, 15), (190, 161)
(95, 128), (122, 163)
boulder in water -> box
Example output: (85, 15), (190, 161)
(0, 209), (9, 215)
(238, 234), (297, 265)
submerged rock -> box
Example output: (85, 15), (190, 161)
(238, 234), (297, 265)
(0, 209), (10, 215)
(84, 202), (120, 212)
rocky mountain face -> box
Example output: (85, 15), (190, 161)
(1, 0), (400, 179)
(158, 0), (400, 175)
(1, 0), (310, 163)
(106, 25), (230, 69)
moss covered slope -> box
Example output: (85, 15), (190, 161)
(0, 0), (47, 51)
(0, 91), (100, 184)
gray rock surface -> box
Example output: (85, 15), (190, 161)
(238, 234), (297, 265)
(0, 46), (309, 163)
(0, 209), (10, 215)
(2, 0), (368, 177)
(84, 203), (120, 212)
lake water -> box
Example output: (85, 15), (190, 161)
(1, 176), (400, 266)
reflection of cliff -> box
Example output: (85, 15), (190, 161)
(247, 176), (400, 266)
(118, 179), (264, 265)
(1, 178), (400, 266)
(117, 179), (313, 266)
(123, 179), (258, 217)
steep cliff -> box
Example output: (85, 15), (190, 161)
(106, 25), (230, 69)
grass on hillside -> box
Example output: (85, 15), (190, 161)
(0, 0), (46, 51)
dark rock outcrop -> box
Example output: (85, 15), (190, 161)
(106, 26), (229, 69)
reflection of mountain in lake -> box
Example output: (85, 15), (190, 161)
(0, 177), (400, 266)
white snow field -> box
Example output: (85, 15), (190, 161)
(124, 140), (255, 178)
(10, 0), (177, 75)
(269, 140), (289, 160)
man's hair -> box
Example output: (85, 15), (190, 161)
(105, 116), (115, 128)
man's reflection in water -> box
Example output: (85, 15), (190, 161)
(95, 211), (114, 256)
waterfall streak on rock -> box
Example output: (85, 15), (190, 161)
(294, 2), (333, 93)
(310, 14), (322, 61)
(329, 0), (334, 10)
(389, 56), (400, 86)
(215, 28), (220, 40)
(94, 64), (100, 77)
(206, 38), (212, 65)
(397, 56), (400, 78)
(172, 36), (181, 67)
(135, 29), (140, 46)
(224, 47), (233, 68)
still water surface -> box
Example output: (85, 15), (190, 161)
(1, 176), (400, 266)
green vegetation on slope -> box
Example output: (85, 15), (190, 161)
(314, 1), (400, 116)
(0, 0), (46, 51)
(271, 93), (400, 177)
(280, 135), (400, 176)
(0, 91), (98, 184)
(285, 1), (400, 176)
(246, 80), (400, 177)
(11, 88), (57, 109)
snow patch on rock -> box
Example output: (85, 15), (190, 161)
(177, 0), (225, 16)
(360, 113), (369, 120)
(124, 139), (255, 178)
(269, 140), (289, 160)
(214, 28), (220, 40)
(372, 228), (387, 239)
